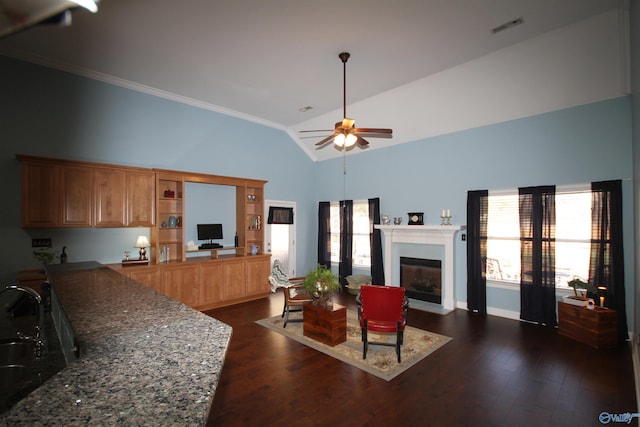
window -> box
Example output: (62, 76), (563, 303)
(486, 189), (591, 288)
(329, 200), (371, 267)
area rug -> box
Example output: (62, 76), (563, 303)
(256, 310), (452, 381)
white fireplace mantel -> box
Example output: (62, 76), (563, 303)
(375, 225), (465, 311)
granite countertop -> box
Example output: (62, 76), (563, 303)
(0, 262), (232, 426)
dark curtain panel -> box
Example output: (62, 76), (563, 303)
(317, 202), (331, 268)
(368, 198), (385, 284)
(267, 207), (294, 224)
(339, 200), (353, 286)
(519, 186), (556, 326)
(466, 190), (488, 314)
(589, 180), (628, 343)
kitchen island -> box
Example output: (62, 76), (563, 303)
(0, 261), (232, 425)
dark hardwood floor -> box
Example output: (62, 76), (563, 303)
(204, 293), (636, 427)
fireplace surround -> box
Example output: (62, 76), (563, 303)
(375, 225), (465, 312)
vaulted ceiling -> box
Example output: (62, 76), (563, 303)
(0, 0), (622, 160)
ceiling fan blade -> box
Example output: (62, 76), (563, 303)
(354, 132), (393, 139)
(300, 129), (334, 133)
(315, 134), (337, 147)
(342, 118), (356, 129)
(355, 135), (370, 148)
(353, 128), (392, 134)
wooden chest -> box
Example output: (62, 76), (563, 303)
(558, 301), (618, 349)
(303, 302), (347, 346)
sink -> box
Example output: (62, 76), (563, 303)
(0, 289), (67, 414)
(0, 339), (36, 367)
(0, 338), (39, 411)
(0, 365), (30, 389)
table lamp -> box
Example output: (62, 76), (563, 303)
(135, 236), (150, 260)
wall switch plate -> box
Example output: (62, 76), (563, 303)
(461, 234), (466, 241)
(32, 238), (52, 248)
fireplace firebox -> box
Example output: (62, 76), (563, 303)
(400, 257), (442, 304)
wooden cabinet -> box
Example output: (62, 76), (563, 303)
(126, 266), (163, 294)
(198, 262), (223, 307)
(246, 255), (270, 297)
(110, 255), (271, 311)
(219, 258), (246, 302)
(558, 301), (618, 349)
(163, 263), (199, 307)
(94, 168), (155, 228)
(18, 155), (155, 229)
(60, 165), (94, 227)
(20, 160), (58, 228)
(95, 168), (126, 227)
(126, 171), (155, 227)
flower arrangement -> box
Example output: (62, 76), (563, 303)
(303, 264), (341, 304)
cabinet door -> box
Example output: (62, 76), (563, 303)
(60, 165), (93, 227)
(246, 256), (270, 297)
(163, 264), (199, 307)
(199, 262), (223, 307)
(126, 171), (155, 227)
(220, 259), (246, 301)
(94, 168), (126, 227)
(21, 161), (59, 228)
(128, 266), (163, 294)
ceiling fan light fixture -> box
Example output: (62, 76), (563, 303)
(70, 0), (99, 13)
(344, 133), (357, 148)
(334, 133), (357, 148)
(302, 52), (392, 150)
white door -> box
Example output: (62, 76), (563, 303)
(265, 200), (297, 276)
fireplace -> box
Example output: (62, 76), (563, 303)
(375, 224), (465, 311)
(400, 257), (442, 304)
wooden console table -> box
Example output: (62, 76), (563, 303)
(558, 301), (618, 349)
(303, 302), (347, 346)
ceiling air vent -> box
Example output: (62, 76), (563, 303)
(491, 17), (524, 35)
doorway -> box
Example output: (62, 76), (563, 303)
(265, 200), (296, 276)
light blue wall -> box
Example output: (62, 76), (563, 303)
(316, 97), (634, 322)
(0, 56), (635, 328)
(0, 56), (316, 279)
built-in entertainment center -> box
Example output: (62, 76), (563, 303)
(18, 155), (271, 311)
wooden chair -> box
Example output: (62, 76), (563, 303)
(268, 260), (312, 328)
(358, 285), (407, 362)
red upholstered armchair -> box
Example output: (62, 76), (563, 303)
(358, 285), (407, 363)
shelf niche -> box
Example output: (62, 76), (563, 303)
(151, 169), (266, 264)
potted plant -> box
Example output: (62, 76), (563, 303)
(564, 278), (597, 306)
(33, 248), (59, 265)
(303, 264), (341, 305)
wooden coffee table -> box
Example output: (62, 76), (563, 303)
(303, 302), (347, 346)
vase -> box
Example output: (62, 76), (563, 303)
(313, 291), (332, 306)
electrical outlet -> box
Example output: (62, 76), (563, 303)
(32, 238), (52, 248)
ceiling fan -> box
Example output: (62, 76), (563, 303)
(300, 52), (392, 150)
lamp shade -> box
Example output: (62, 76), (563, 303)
(134, 236), (150, 248)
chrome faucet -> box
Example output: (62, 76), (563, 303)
(1, 285), (45, 357)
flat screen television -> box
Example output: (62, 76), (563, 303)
(197, 224), (223, 242)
